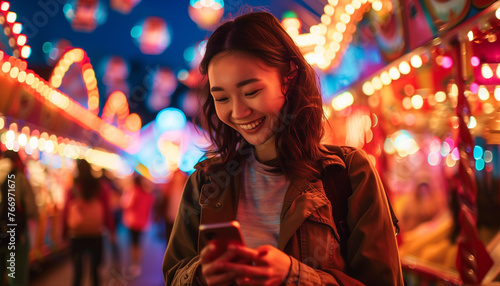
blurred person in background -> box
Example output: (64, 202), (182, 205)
(62, 159), (115, 286)
(155, 169), (188, 243)
(0, 149), (38, 286)
(121, 174), (154, 277)
(97, 169), (122, 269)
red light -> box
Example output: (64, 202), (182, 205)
(1, 2), (10, 12)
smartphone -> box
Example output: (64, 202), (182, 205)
(199, 220), (245, 257)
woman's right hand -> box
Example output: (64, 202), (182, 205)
(199, 243), (291, 286)
(199, 242), (259, 286)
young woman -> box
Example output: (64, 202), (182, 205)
(63, 160), (115, 286)
(163, 11), (404, 285)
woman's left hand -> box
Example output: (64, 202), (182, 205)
(202, 244), (291, 286)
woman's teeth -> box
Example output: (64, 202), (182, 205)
(239, 118), (264, 130)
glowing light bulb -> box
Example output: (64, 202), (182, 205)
(482, 64), (493, 79)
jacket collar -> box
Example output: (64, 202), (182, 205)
(195, 148), (344, 250)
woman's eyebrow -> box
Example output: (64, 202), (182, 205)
(210, 78), (261, 92)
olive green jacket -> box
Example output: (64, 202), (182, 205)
(162, 146), (404, 285)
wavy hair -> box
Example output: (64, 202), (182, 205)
(197, 11), (329, 179)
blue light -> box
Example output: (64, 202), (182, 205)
(42, 42), (52, 54)
(183, 45), (196, 63)
(130, 25), (142, 38)
(179, 146), (204, 174)
(473, 145), (483, 160)
(155, 108), (187, 133)
(476, 158), (485, 171)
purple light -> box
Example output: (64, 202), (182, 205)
(470, 56), (480, 67)
(441, 56), (453, 69)
(470, 82), (479, 94)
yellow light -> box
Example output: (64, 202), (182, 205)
(483, 102), (494, 114)
(88, 96), (99, 110)
(372, 76), (383, 90)
(411, 95), (424, 109)
(372, 0), (383, 11)
(468, 116), (477, 129)
(330, 41), (340, 52)
(17, 34), (27, 46)
(315, 46), (325, 55)
(0, 117), (4, 130)
(331, 91), (354, 111)
(482, 64), (493, 79)
(310, 25), (320, 34)
(318, 24), (327, 35)
(328, 0), (339, 5)
(17, 70), (26, 83)
(324, 5), (335, 15)
(495, 86), (500, 101)
(496, 65), (500, 78)
(315, 35), (326, 46)
(12, 23), (21, 34)
(336, 22), (346, 33)
(9, 67), (18, 78)
(410, 55), (422, 68)
(345, 4), (355, 15)
(6, 130), (15, 142)
(283, 17), (300, 30)
(326, 49), (336, 60)
(6, 12), (16, 23)
(1, 2), (10, 11)
(45, 140), (55, 153)
(496, 7), (500, 20)
(321, 15), (331, 25)
(449, 84), (458, 97)
(29, 136), (38, 149)
(21, 45), (31, 58)
(2, 61), (11, 73)
(478, 86), (489, 100)
(402, 97), (412, 110)
(398, 61), (411, 75)
(333, 32), (343, 42)
(435, 91), (446, 102)
(352, 0), (362, 8)
(389, 66), (400, 80)
(340, 14), (351, 24)
(446, 155), (456, 167)
(51, 75), (62, 88)
(362, 81), (375, 96)
(380, 71), (391, 85)
(125, 113), (142, 133)
(467, 31), (474, 41)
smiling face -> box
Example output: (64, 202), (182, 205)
(208, 51), (286, 161)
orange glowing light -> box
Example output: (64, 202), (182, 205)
(49, 48), (99, 115)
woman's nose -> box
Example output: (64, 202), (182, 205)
(231, 98), (251, 119)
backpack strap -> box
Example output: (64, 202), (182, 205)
(321, 145), (400, 263)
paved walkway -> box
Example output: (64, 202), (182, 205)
(30, 222), (167, 286)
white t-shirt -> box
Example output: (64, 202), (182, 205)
(236, 154), (289, 249)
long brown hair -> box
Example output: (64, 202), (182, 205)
(197, 11), (329, 179)
(75, 159), (99, 200)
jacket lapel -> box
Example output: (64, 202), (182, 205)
(277, 177), (330, 250)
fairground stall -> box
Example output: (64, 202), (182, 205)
(0, 0), (207, 271)
(280, 0), (500, 284)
